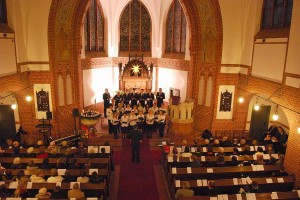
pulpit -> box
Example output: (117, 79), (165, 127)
(169, 98), (194, 136)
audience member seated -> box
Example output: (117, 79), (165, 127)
(47, 141), (56, 150)
(272, 166), (289, 177)
(229, 156), (239, 166)
(14, 181), (30, 198)
(24, 147), (34, 158)
(214, 156), (226, 167)
(61, 141), (69, 150)
(266, 144), (275, 154)
(202, 156), (214, 167)
(49, 149), (59, 158)
(250, 181), (260, 193)
(175, 181), (194, 199)
(2, 169), (16, 183)
(265, 156), (277, 165)
(253, 154), (265, 165)
(201, 129), (212, 140)
(216, 147), (225, 156)
(16, 170), (30, 184)
(68, 182), (85, 199)
(242, 145), (252, 155)
(239, 185), (250, 194)
(254, 146), (264, 156)
(89, 171), (105, 183)
(36, 140), (44, 148)
(189, 155), (201, 168)
(220, 136), (232, 147)
(181, 146), (192, 158)
(10, 157), (22, 169)
(239, 155), (252, 166)
(202, 139), (210, 147)
(211, 139), (220, 147)
(30, 169), (46, 183)
(77, 171), (89, 183)
(47, 168), (64, 183)
(0, 184), (11, 198)
(56, 157), (68, 169)
(203, 180), (218, 196)
(238, 139), (246, 147)
(99, 147), (109, 158)
(232, 147), (239, 155)
(40, 158), (52, 169)
(35, 187), (51, 199)
(68, 158), (81, 169)
(276, 154), (285, 167)
(25, 160), (39, 175)
(63, 170), (77, 182)
(36, 146), (48, 158)
(51, 186), (67, 199)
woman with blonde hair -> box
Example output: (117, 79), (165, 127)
(175, 181), (194, 199)
(11, 157), (22, 169)
(35, 187), (51, 199)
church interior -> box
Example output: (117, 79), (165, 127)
(0, 0), (300, 199)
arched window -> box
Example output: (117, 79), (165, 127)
(261, 0), (293, 29)
(0, 0), (7, 24)
(84, 0), (104, 52)
(119, 0), (151, 53)
(165, 0), (187, 54)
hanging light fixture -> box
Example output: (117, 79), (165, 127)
(11, 103), (17, 110)
(254, 97), (260, 111)
(298, 127), (300, 134)
(272, 105), (279, 121)
(25, 95), (32, 102)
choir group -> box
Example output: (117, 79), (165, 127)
(103, 88), (167, 139)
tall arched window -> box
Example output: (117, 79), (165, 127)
(119, 0), (151, 53)
(84, 0), (104, 52)
(0, 0), (7, 24)
(261, 0), (293, 29)
(165, 0), (187, 54)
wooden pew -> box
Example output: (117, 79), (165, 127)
(168, 165), (280, 184)
(163, 154), (279, 171)
(171, 176), (294, 199)
(0, 182), (108, 199)
(180, 190), (300, 200)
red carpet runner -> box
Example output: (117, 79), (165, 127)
(117, 138), (160, 200)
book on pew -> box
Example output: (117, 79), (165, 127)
(203, 147), (207, 152)
(271, 192), (278, 199)
(217, 195), (223, 200)
(263, 154), (270, 159)
(202, 179), (208, 186)
(210, 197), (217, 200)
(70, 182), (80, 189)
(277, 177), (284, 183)
(58, 168), (66, 175)
(27, 182), (33, 189)
(187, 167), (192, 173)
(236, 194), (242, 200)
(9, 181), (18, 189)
(297, 190), (300, 198)
(87, 198), (98, 200)
(99, 146), (110, 153)
(197, 179), (202, 186)
(246, 177), (252, 184)
(233, 178), (238, 185)
(272, 154), (279, 159)
(27, 198), (38, 200)
(201, 156), (206, 162)
(56, 182), (61, 187)
(246, 193), (256, 200)
(88, 146), (99, 154)
(89, 168), (99, 175)
(222, 194), (229, 200)
(207, 168), (213, 173)
(175, 180), (180, 187)
(172, 167), (177, 174)
(266, 178), (273, 183)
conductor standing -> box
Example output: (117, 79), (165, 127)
(129, 125), (142, 163)
(103, 88), (111, 117)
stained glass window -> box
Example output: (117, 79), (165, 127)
(84, 0), (104, 51)
(261, 0), (293, 29)
(120, 0), (151, 52)
(165, 0), (187, 54)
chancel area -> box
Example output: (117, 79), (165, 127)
(0, 0), (300, 199)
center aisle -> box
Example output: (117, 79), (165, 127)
(117, 138), (160, 200)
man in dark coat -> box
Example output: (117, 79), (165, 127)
(128, 125), (143, 162)
(156, 88), (165, 108)
(103, 88), (111, 117)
